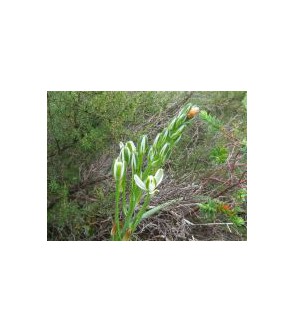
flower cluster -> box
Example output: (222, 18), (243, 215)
(145, 104), (200, 169)
(111, 104), (200, 240)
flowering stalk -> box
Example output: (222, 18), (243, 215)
(111, 103), (200, 240)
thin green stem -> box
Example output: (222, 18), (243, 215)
(131, 193), (151, 231)
(122, 176), (127, 216)
(114, 180), (121, 240)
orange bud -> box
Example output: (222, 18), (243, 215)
(187, 106), (200, 119)
(222, 204), (231, 211)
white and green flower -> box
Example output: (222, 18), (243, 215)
(134, 169), (164, 194)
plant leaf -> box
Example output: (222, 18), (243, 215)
(141, 198), (181, 220)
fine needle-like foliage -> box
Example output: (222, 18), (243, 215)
(111, 104), (200, 240)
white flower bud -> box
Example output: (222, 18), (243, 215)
(131, 152), (137, 170)
(120, 146), (131, 163)
(159, 143), (170, 160)
(153, 133), (161, 148)
(126, 141), (136, 153)
(113, 158), (125, 181)
(139, 135), (148, 155)
(148, 147), (155, 162)
(168, 117), (177, 131)
(176, 113), (186, 127)
(159, 129), (169, 145)
(170, 124), (186, 139)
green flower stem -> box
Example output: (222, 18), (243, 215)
(131, 193), (151, 231)
(122, 176), (127, 216)
(124, 194), (136, 230)
(137, 153), (143, 174)
(114, 180), (121, 240)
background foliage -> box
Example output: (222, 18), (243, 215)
(47, 91), (247, 241)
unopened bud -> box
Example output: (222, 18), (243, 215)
(120, 146), (131, 163)
(126, 141), (136, 153)
(113, 158), (125, 181)
(139, 135), (148, 155)
(176, 113), (187, 127)
(187, 106), (200, 119)
(170, 125), (185, 139)
(159, 143), (170, 160)
(131, 152), (138, 170)
(153, 133), (161, 148)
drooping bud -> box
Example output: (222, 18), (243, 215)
(187, 106), (200, 119)
(179, 103), (193, 117)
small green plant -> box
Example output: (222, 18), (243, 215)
(198, 199), (219, 219)
(199, 110), (221, 131)
(198, 199), (246, 227)
(199, 107), (247, 230)
(48, 178), (60, 193)
(235, 188), (247, 203)
(210, 146), (229, 164)
(111, 104), (200, 240)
